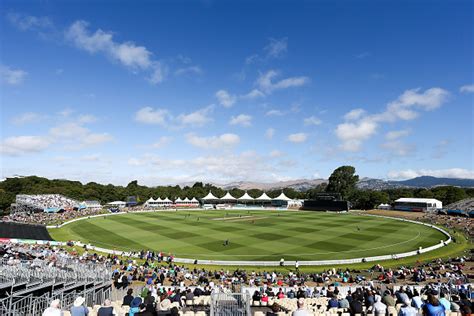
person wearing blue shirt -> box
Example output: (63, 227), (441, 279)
(423, 294), (446, 316)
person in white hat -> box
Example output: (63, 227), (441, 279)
(70, 296), (89, 316)
(42, 299), (62, 316)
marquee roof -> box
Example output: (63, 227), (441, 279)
(191, 197), (199, 202)
(274, 192), (291, 201)
(202, 191), (219, 200)
(221, 192), (237, 200)
(238, 192), (254, 201)
(163, 197), (172, 203)
(255, 192), (272, 201)
(175, 197), (183, 202)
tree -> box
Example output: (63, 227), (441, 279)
(325, 166), (359, 200)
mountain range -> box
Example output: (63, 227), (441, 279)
(192, 176), (474, 191)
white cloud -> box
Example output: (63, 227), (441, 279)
(264, 37), (288, 58)
(336, 87), (449, 152)
(81, 133), (113, 146)
(78, 114), (98, 124)
(388, 168), (474, 180)
(344, 108), (366, 121)
(151, 136), (173, 148)
(0, 65), (28, 85)
(7, 13), (52, 31)
(0, 136), (51, 156)
(269, 150), (283, 158)
(148, 62), (167, 84)
(335, 120), (378, 151)
(256, 70), (309, 94)
(381, 140), (416, 156)
(460, 84), (474, 93)
(385, 129), (411, 140)
(215, 90), (236, 108)
(304, 116), (322, 126)
(241, 89), (265, 99)
(134, 107), (171, 126)
(177, 106), (213, 127)
(265, 128), (275, 139)
(287, 133), (308, 143)
(229, 114), (252, 127)
(49, 122), (113, 148)
(175, 66), (202, 76)
(186, 133), (240, 149)
(11, 112), (46, 125)
(265, 109), (284, 116)
(66, 20), (152, 69)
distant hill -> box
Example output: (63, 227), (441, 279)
(397, 176), (474, 188)
(220, 179), (327, 191)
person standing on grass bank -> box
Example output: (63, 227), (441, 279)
(295, 260), (299, 271)
(280, 258), (285, 266)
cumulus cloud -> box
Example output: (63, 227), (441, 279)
(336, 87), (449, 151)
(380, 140), (416, 156)
(134, 107), (171, 126)
(215, 90), (236, 108)
(11, 112), (46, 125)
(229, 114), (252, 127)
(185, 133), (240, 149)
(388, 168), (474, 180)
(385, 129), (411, 140)
(175, 65), (202, 76)
(49, 122), (113, 148)
(7, 12), (53, 31)
(265, 128), (275, 139)
(177, 106), (213, 127)
(304, 116), (322, 126)
(151, 136), (173, 148)
(263, 37), (288, 59)
(343, 108), (366, 121)
(460, 84), (474, 93)
(0, 65), (28, 85)
(256, 70), (309, 94)
(241, 89), (265, 100)
(265, 109), (284, 116)
(287, 133), (308, 143)
(0, 136), (51, 156)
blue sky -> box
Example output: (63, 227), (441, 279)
(1, 0), (473, 186)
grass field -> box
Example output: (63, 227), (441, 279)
(48, 210), (447, 261)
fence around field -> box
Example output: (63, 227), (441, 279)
(5, 212), (452, 266)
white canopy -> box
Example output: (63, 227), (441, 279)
(108, 201), (126, 206)
(156, 197), (163, 202)
(202, 191), (219, 200)
(175, 197), (183, 203)
(273, 192), (291, 201)
(191, 197), (199, 203)
(220, 192), (236, 200)
(163, 197), (172, 203)
(255, 192), (272, 201)
(146, 197), (155, 203)
(184, 197), (190, 202)
(238, 192), (254, 201)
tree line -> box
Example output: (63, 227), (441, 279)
(0, 167), (472, 212)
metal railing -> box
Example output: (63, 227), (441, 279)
(210, 292), (251, 316)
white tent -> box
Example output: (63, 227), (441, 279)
(238, 191), (254, 202)
(107, 201), (126, 207)
(255, 192), (272, 201)
(163, 197), (172, 204)
(273, 192), (291, 201)
(156, 197), (163, 202)
(220, 192), (237, 201)
(191, 197), (199, 204)
(183, 197), (191, 203)
(202, 191), (219, 200)
(175, 197), (183, 203)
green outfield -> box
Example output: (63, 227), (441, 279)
(48, 210), (447, 261)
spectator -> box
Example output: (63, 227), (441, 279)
(350, 294), (363, 316)
(70, 297), (89, 316)
(439, 293), (451, 312)
(372, 295), (387, 316)
(422, 294), (446, 316)
(129, 297), (143, 316)
(97, 299), (116, 316)
(267, 303), (281, 316)
(292, 298), (310, 316)
(43, 299), (62, 316)
(399, 297), (418, 316)
(123, 289), (134, 306)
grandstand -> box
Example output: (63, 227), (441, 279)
(445, 198), (474, 212)
(12, 194), (80, 214)
(393, 198), (442, 212)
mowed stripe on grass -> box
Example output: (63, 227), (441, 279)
(49, 210), (446, 261)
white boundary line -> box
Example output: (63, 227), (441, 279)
(36, 210), (452, 266)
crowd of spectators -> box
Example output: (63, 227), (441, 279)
(2, 208), (109, 225)
(16, 194), (79, 210)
